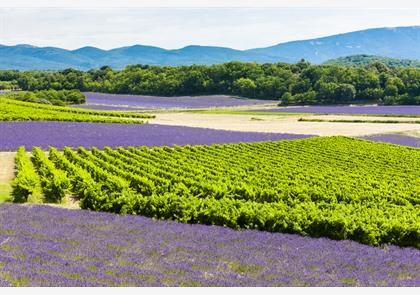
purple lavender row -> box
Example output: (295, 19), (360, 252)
(0, 121), (311, 151)
(255, 105), (420, 115)
(0, 203), (418, 287)
(80, 92), (277, 109)
(361, 134), (420, 148)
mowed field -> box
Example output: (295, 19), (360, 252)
(149, 112), (420, 137)
(1, 93), (420, 287)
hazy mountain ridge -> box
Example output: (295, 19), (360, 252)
(247, 26), (420, 63)
(0, 26), (419, 70)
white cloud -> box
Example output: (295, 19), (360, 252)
(0, 7), (419, 50)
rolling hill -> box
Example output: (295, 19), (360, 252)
(0, 26), (419, 70)
(324, 54), (420, 68)
(248, 26), (420, 64)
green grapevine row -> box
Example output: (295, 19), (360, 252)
(11, 147), (41, 202)
(0, 98), (153, 124)
(14, 137), (420, 247)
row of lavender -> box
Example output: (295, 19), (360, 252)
(79, 93), (420, 115)
(77, 92), (277, 110)
(0, 122), (311, 150)
(0, 203), (418, 287)
(255, 105), (420, 115)
(0, 121), (418, 150)
(362, 134), (420, 148)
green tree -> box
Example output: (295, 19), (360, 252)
(233, 78), (257, 97)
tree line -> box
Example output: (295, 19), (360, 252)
(2, 89), (85, 105)
(0, 60), (419, 105)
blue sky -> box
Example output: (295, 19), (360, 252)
(0, 7), (419, 50)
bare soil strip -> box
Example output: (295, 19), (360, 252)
(0, 152), (15, 183)
(0, 152), (15, 202)
(150, 113), (420, 136)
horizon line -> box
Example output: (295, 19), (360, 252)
(1, 24), (419, 51)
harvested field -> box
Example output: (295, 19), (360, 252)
(150, 113), (420, 136)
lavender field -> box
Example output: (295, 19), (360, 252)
(362, 134), (420, 148)
(0, 121), (310, 151)
(0, 203), (418, 287)
(78, 92), (276, 110)
(257, 105), (420, 115)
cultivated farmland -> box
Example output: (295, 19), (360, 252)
(77, 92), (277, 110)
(362, 134), (420, 148)
(1, 60), (420, 287)
(256, 105), (420, 116)
(0, 203), (418, 287)
(12, 137), (420, 248)
(0, 98), (153, 124)
(0, 121), (311, 151)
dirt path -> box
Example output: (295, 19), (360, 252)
(0, 152), (15, 183)
(150, 113), (420, 136)
(0, 152), (15, 202)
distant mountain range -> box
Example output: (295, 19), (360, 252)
(0, 26), (419, 70)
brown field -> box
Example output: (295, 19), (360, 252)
(150, 113), (420, 136)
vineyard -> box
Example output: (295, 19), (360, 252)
(0, 98), (153, 124)
(12, 137), (420, 248)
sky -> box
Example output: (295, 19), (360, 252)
(0, 5), (419, 50)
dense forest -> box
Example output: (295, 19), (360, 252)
(0, 60), (419, 105)
(324, 54), (420, 68)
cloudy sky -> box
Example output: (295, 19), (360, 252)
(0, 5), (419, 50)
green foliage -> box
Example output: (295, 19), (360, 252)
(3, 89), (85, 105)
(325, 54), (420, 68)
(0, 98), (153, 123)
(1, 61), (419, 105)
(0, 81), (19, 90)
(31, 147), (71, 203)
(11, 146), (41, 203)
(14, 137), (420, 248)
(233, 78), (257, 97)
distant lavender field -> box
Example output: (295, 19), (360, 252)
(257, 105), (420, 115)
(362, 134), (420, 148)
(0, 204), (418, 287)
(78, 92), (276, 110)
(0, 121), (310, 151)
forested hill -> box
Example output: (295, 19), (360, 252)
(1, 61), (419, 105)
(324, 55), (420, 68)
(0, 26), (419, 70)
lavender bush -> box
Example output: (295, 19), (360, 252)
(0, 203), (418, 287)
(361, 134), (420, 148)
(258, 105), (420, 115)
(0, 122), (311, 151)
(78, 92), (277, 110)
